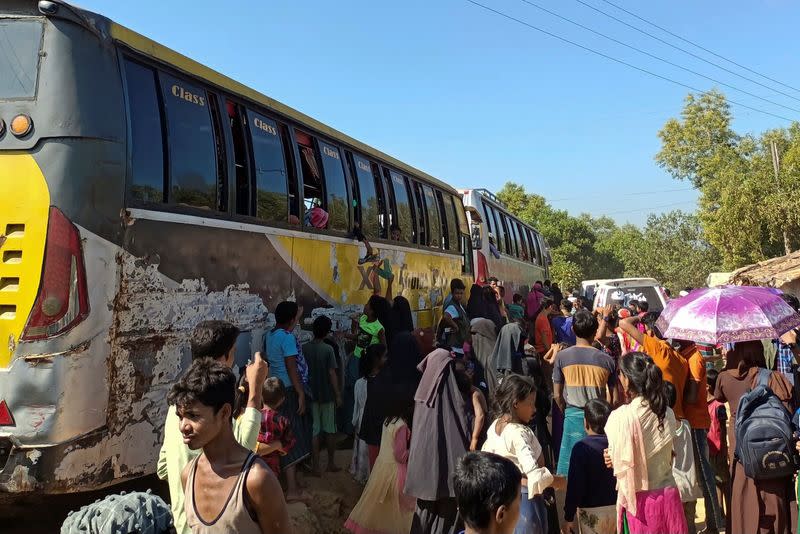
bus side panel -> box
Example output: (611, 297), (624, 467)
(285, 235), (464, 330)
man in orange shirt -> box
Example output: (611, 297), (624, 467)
(534, 297), (559, 356)
(678, 341), (723, 534)
(618, 313), (689, 419)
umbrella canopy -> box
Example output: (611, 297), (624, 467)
(655, 285), (800, 344)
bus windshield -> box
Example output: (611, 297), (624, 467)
(0, 19), (44, 99)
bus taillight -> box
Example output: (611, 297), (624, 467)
(21, 208), (89, 341)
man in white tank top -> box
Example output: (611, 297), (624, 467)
(170, 358), (292, 534)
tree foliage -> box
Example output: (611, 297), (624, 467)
(656, 89), (799, 269)
(496, 183), (720, 292)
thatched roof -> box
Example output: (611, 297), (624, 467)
(728, 250), (800, 288)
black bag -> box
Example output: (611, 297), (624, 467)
(734, 368), (797, 480)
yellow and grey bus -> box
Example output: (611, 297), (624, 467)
(0, 0), (473, 496)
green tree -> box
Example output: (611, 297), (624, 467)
(626, 210), (721, 291)
(497, 183), (626, 287)
(656, 89), (796, 269)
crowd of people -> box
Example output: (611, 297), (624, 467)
(67, 279), (800, 534)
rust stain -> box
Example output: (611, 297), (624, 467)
(22, 339), (92, 363)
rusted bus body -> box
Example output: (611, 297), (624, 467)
(460, 188), (550, 299)
(0, 0), (472, 497)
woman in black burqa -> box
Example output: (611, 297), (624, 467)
(385, 296), (424, 387)
(358, 296), (425, 467)
(405, 348), (471, 534)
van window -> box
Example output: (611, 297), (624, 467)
(160, 73), (219, 209)
(318, 141), (349, 232)
(247, 110), (288, 223)
(602, 285), (664, 312)
(124, 60), (164, 203)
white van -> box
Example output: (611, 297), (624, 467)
(592, 278), (668, 312)
(580, 279), (610, 301)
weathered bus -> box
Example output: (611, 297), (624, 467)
(461, 188), (550, 297)
(0, 0), (473, 496)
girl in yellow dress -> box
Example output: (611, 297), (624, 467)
(344, 392), (415, 534)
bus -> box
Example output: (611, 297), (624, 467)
(0, 0), (473, 496)
(460, 188), (550, 300)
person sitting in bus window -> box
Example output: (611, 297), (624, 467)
(157, 320), (268, 534)
(390, 224), (402, 241)
(171, 359), (293, 534)
(304, 203), (329, 229)
(488, 233), (501, 259)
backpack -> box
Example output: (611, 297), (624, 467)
(734, 368), (797, 480)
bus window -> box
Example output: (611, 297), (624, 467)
(508, 218), (521, 258)
(499, 214), (515, 256)
(437, 190), (456, 251)
(422, 185), (442, 249)
(453, 195), (469, 233)
(381, 168), (398, 239)
(523, 228), (534, 263)
(449, 195), (465, 252)
(411, 181), (428, 246)
(281, 125), (300, 223)
(159, 73), (219, 210)
(207, 95), (228, 212)
(516, 222), (530, 261)
(227, 102), (251, 216)
(295, 130), (325, 228)
(0, 19), (43, 99)
(352, 155), (381, 238)
(124, 60), (164, 203)
(482, 202), (494, 242)
(489, 206), (506, 254)
(462, 235), (474, 275)
(388, 171), (414, 244)
(247, 110), (289, 223)
(372, 163), (389, 238)
(529, 229), (542, 265)
(318, 141), (349, 232)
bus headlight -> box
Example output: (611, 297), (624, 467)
(10, 115), (33, 137)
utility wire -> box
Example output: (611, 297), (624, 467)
(571, 0), (800, 102)
(595, 0), (800, 95)
(601, 200), (696, 216)
(519, 0), (800, 113)
(464, 0), (796, 123)
(548, 187), (694, 202)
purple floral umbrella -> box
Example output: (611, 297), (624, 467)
(655, 285), (800, 344)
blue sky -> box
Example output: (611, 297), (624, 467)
(79, 0), (800, 226)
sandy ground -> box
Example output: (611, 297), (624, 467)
(285, 449), (364, 534)
(1, 449), (363, 534)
